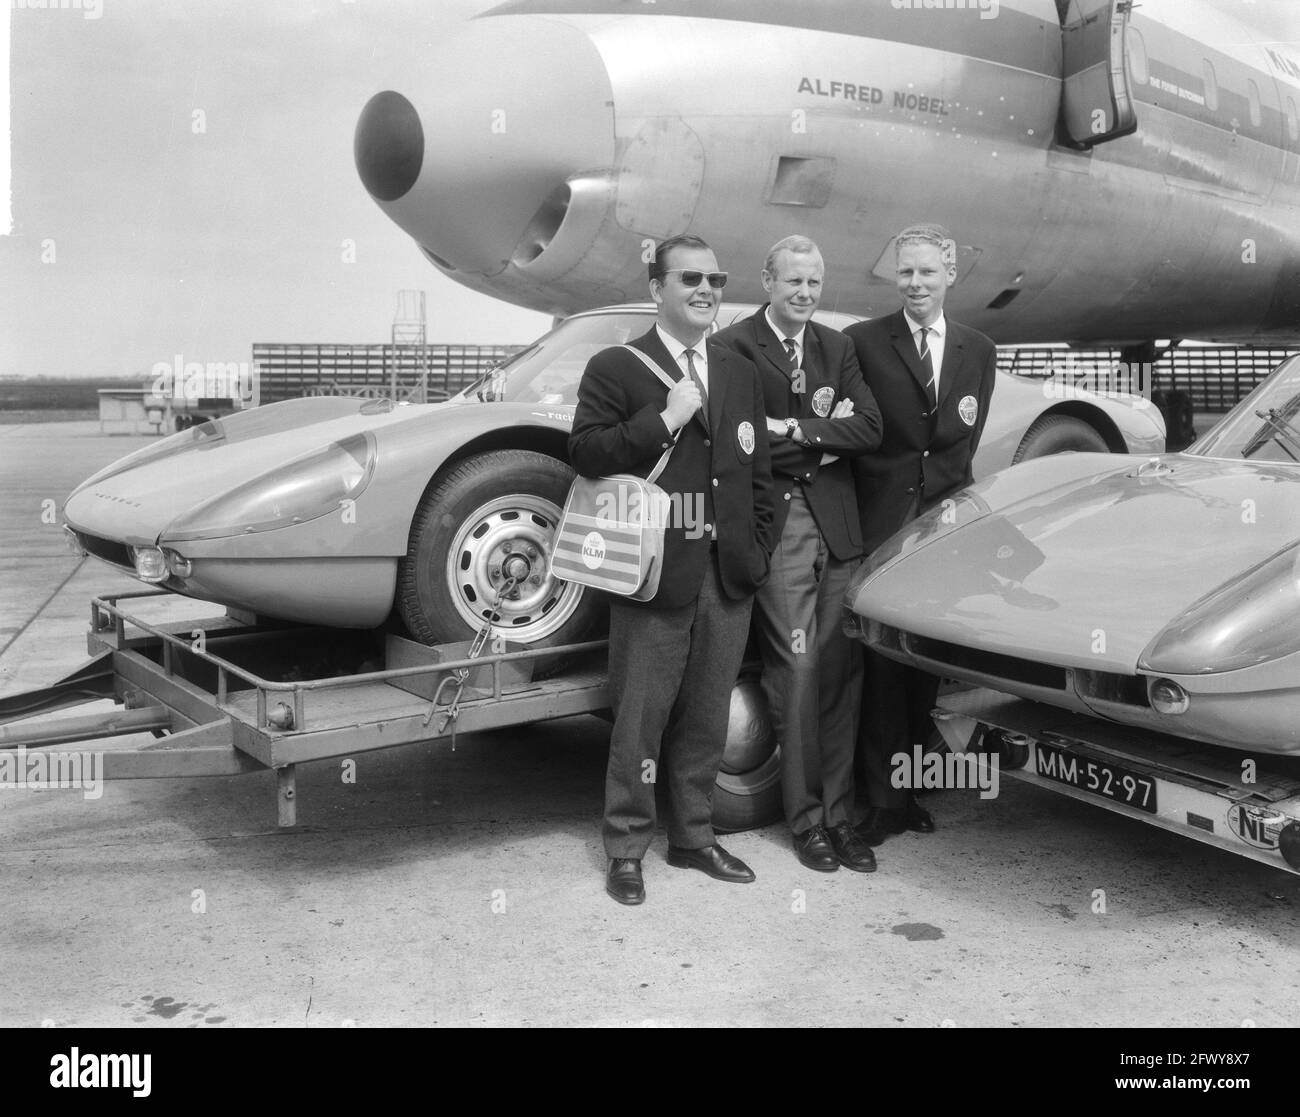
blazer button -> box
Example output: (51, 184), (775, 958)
(907, 487), (916, 495)
(661, 442), (670, 449)
(783, 492), (792, 501)
(704, 523), (713, 534)
(922, 450), (930, 458)
(815, 436), (822, 443)
(804, 473), (811, 480)
(920, 412), (929, 419)
(704, 438), (711, 446)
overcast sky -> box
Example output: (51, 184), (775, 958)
(1, 0), (1296, 378)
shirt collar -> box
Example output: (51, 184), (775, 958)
(655, 323), (707, 364)
(903, 309), (946, 340)
(764, 306), (806, 349)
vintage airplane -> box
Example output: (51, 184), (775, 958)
(355, 0), (1300, 360)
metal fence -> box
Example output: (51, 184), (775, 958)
(249, 343), (523, 405)
(999, 346), (1298, 412)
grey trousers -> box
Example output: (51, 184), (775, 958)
(753, 488), (862, 834)
(602, 556), (753, 859)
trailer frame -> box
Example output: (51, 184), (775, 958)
(0, 589), (612, 827)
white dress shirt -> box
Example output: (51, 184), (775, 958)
(902, 310), (947, 398)
(655, 324), (709, 395)
(764, 307), (805, 371)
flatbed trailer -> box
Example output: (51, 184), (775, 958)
(934, 687), (1300, 876)
(0, 590), (611, 826)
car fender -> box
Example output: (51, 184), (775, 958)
(175, 402), (579, 563)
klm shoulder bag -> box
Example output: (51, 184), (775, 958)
(550, 346), (682, 601)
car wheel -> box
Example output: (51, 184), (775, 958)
(397, 450), (605, 664)
(711, 677), (783, 833)
(1011, 413), (1110, 463)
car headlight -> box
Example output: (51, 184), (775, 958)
(131, 546), (169, 583)
(1148, 678), (1189, 714)
(164, 433), (377, 541)
(1140, 542), (1300, 674)
(845, 488), (992, 606)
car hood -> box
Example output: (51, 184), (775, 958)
(851, 454), (1300, 673)
(62, 396), (475, 546)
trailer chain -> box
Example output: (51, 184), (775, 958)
(424, 573), (520, 747)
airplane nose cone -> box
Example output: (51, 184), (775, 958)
(355, 91), (423, 202)
(356, 17), (615, 277)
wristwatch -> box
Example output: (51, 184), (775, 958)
(784, 417), (800, 440)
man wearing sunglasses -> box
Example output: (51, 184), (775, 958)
(715, 236), (883, 875)
(570, 234), (775, 906)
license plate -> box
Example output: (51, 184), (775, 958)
(1034, 742), (1158, 814)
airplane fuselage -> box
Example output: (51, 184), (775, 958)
(355, 0), (1300, 344)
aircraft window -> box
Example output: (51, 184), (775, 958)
(1247, 80), (1262, 128)
(1126, 27), (1148, 86)
(1288, 97), (1299, 142)
(1202, 60), (1219, 111)
(768, 156), (836, 209)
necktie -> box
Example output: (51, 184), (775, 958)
(684, 348), (707, 405)
(918, 327), (937, 410)
(783, 337), (798, 369)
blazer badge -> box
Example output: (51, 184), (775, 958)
(737, 421), (756, 455)
(958, 394), (979, 427)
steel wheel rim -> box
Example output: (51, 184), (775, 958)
(445, 493), (583, 640)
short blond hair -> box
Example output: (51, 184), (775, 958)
(763, 235), (822, 276)
(895, 224), (957, 266)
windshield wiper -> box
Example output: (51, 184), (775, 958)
(1246, 408), (1300, 461)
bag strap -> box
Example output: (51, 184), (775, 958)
(620, 344), (689, 485)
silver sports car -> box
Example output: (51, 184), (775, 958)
(846, 354), (1300, 754)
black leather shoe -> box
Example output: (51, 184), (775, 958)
(902, 795), (935, 833)
(855, 808), (900, 846)
(854, 815), (891, 847)
(606, 858), (645, 905)
(827, 822), (877, 873)
(856, 797), (935, 845)
(793, 825), (840, 872)
(666, 842), (755, 883)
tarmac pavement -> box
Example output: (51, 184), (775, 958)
(1, 421), (1296, 1029)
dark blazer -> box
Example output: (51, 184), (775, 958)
(569, 327), (775, 609)
(845, 309), (997, 554)
(714, 307), (882, 561)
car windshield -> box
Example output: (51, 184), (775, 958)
(1190, 356), (1300, 463)
(461, 311), (654, 404)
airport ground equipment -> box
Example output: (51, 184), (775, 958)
(934, 688), (1300, 877)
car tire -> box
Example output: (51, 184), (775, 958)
(712, 750), (783, 833)
(1011, 413), (1110, 463)
(711, 678), (784, 833)
(397, 450), (605, 670)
